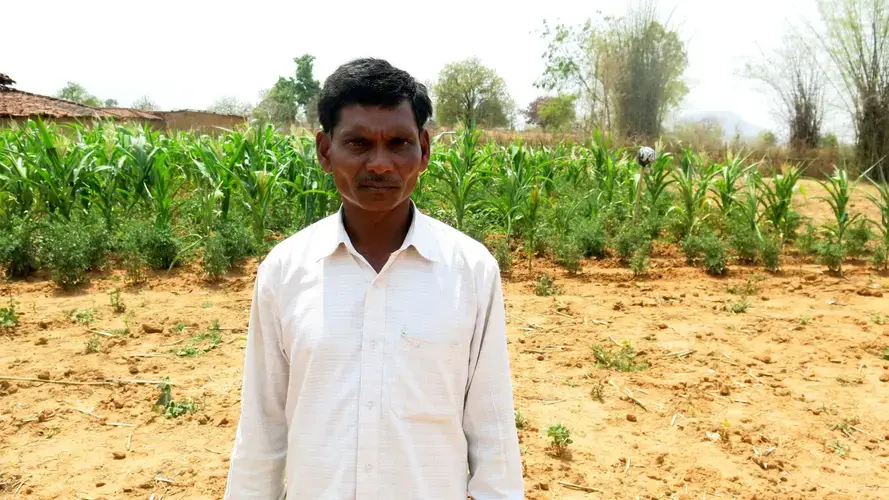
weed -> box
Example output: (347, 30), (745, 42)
(727, 279), (758, 296)
(872, 315), (887, 325)
(172, 322), (222, 357)
(613, 223), (650, 263)
(881, 347), (889, 360)
(545, 423), (573, 457)
(817, 239), (846, 273)
(554, 238), (583, 275)
(71, 308), (95, 325)
(576, 218), (608, 259)
(828, 440), (850, 457)
(84, 335), (101, 354)
(702, 234), (728, 276)
(0, 298), (19, 329)
(759, 236), (782, 272)
(201, 232), (230, 281)
(493, 239), (512, 274)
(172, 322), (189, 334)
(514, 410), (527, 430)
(832, 416), (861, 436)
(798, 316), (814, 326)
(592, 343), (648, 372)
(39, 217), (106, 290)
(846, 219), (874, 257)
(152, 379), (200, 419)
(630, 247), (650, 277)
(726, 298), (750, 314)
(201, 301), (212, 309)
(589, 379), (606, 402)
(796, 221), (820, 255)
(534, 274), (561, 297)
(108, 288), (126, 314)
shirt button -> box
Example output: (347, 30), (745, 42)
(367, 401), (374, 410)
(371, 340), (378, 349)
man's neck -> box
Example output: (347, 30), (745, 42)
(341, 200), (413, 271)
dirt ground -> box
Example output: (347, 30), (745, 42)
(1, 180), (888, 499)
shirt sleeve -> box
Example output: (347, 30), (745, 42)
(225, 260), (290, 500)
(464, 261), (524, 499)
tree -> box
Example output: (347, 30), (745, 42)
(56, 82), (102, 107)
(814, 0), (889, 180)
(745, 33), (823, 150)
(208, 96), (253, 116)
(103, 99), (119, 107)
(525, 95), (577, 132)
(433, 57), (515, 129)
(255, 54), (321, 125)
(538, 1), (688, 139)
(132, 96), (159, 111)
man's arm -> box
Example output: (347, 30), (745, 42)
(464, 262), (524, 499)
(225, 261), (290, 499)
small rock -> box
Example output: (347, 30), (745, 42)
(880, 374), (889, 383)
(536, 355), (545, 361)
(657, 323), (668, 330)
(112, 398), (124, 409)
(96, 481), (106, 487)
(761, 296), (769, 301)
(857, 288), (884, 298)
(38, 320), (49, 329)
(720, 386), (731, 396)
(613, 301), (625, 311)
(112, 451), (126, 460)
(128, 365), (139, 375)
(34, 337), (48, 346)
(37, 371), (50, 380)
(122, 487), (133, 493)
(538, 483), (549, 491)
(518, 338), (525, 344)
(804, 274), (819, 282)
(142, 323), (164, 334)
(198, 414), (210, 425)
(218, 417), (229, 426)
(627, 414), (637, 422)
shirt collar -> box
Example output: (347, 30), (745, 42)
(311, 201), (441, 263)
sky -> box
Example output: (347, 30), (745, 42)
(4, 0), (840, 137)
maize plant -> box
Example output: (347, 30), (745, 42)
(868, 179), (889, 270)
(818, 167), (864, 275)
(711, 150), (755, 216)
(759, 165), (805, 241)
(672, 147), (718, 238)
(428, 126), (488, 231)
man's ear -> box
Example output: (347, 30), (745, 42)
(418, 128), (431, 173)
(316, 130), (333, 173)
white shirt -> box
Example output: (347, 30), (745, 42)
(225, 203), (523, 499)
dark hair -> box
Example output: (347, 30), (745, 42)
(318, 58), (433, 134)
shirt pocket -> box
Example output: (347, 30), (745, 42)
(390, 333), (464, 422)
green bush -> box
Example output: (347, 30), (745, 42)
(612, 223), (650, 263)
(680, 234), (705, 264)
(796, 221), (820, 255)
(874, 244), (888, 271)
(119, 220), (180, 271)
(576, 218), (608, 259)
(846, 219), (873, 257)
(0, 217), (40, 279)
(493, 239), (512, 274)
(217, 218), (255, 263)
(727, 219), (759, 264)
(39, 218), (105, 290)
(201, 232), (230, 281)
(702, 234), (728, 275)
(554, 237), (583, 274)
(759, 237), (782, 272)
(817, 239), (845, 273)
(630, 247), (650, 277)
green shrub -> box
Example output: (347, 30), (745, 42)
(217, 218), (254, 263)
(576, 218), (608, 259)
(759, 237), (782, 272)
(592, 343), (648, 372)
(493, 239), (512, 274)
(680, 234), (705, 264)
(702, 235), (728, 275)
(796, 222), (820, 255)
(846, 219), (874, 257)
(39, 218), (106, 290)
(545, 423), (573, 457)
(534, 274), (560, 296)
(554, 237), (583, 274)
(612, 223), (650, 263)
(817, 239), (845, 273)
(874, 244), (888, 271)
(727, 219), (759, 264)
(201, 233), (230, 281)
(0, 217), (40, 278)
(119, 220), (180, 271)
(0, 297), (20, 328)
(630, 247), (650, 277)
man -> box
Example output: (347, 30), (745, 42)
(225, 58), (523, 499)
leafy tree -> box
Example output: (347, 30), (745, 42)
(208, 96), (253, 116)
(56, 82), (102, 107)
(132, 96), (159, 111)
(745, 32), (823, 150)
(103, 99), (119, 107)
(433, 57), (515, 129)
(538, 1), (688, 139)
(255, 54), (321, 125)
(538, 94), (577, 132)
(523, 97), (548, 126)
(814, 0), (889, 180)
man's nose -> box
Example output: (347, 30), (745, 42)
(365, 146), (396, 174)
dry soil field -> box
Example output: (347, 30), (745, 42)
(1, 181), (888, 499)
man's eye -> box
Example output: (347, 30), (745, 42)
(346, 139), (368, 148)
(391, 139), (410, 147)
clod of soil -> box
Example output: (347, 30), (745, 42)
(627, 414), (638, 422)
(536, 355), (545, 361)
(141, 323), (164, 334)
(34, 337), (48, 346)
(880, 374), (889, 383)
(37, 371), (50, 380)
(112, 451), (126, 460)
(657, 323), (668, 329)
(128, 365), (139, 375)
(857, 288), (884, 297)
(37, 320), (49, 329)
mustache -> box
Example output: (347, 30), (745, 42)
(357, 172), (402, 185)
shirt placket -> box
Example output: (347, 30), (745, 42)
(354, 266), (390, 500)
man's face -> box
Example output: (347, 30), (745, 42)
(317, 101), (430, 213)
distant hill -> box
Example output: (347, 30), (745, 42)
(674, 111), (767, 140)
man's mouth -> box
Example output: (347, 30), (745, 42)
(358, 183), (400, 190)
